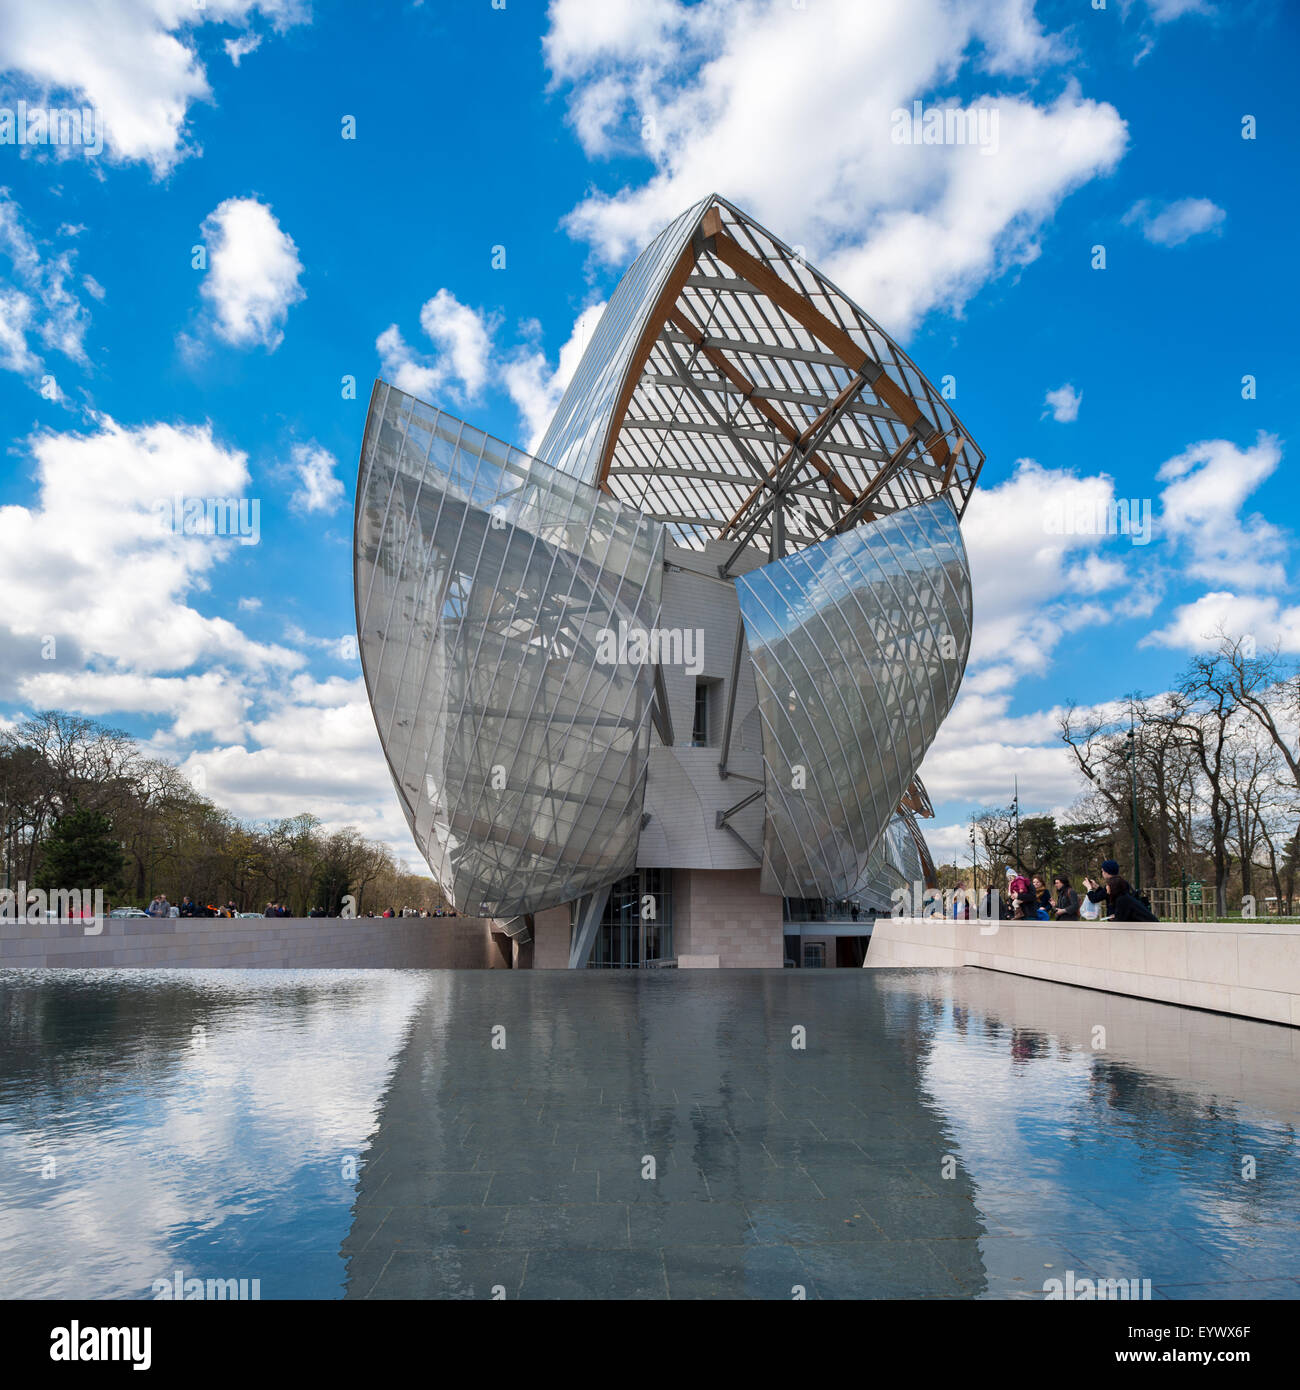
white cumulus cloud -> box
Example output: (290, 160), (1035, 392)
(546, 0), (1126, 334)
(0, 416), (415, 853)
(1123, 196), (1225, 247)
(1143, 592), (1300, 655)
(0, 0), (308, 175)
(1155, 433), (1284, 589)
(376, 289), (495, 406)
(224, 34), (263, 67)
(198, 197), (305, 351)
(289, 442), (345, 515)
(0, 190), (93, 378)
(0, 415), (302, 684)
(419, 289), (493, 399)
(1043, 383), (1081, 422)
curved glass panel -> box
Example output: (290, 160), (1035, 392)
(534, 196), (710, 485)
(355, 383), (665, 917)
(735, 495), (971, 900)
(858, 810), (930, 914)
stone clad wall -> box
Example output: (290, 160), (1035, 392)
(866, 916), (1300, 1027)
(531, 905), (571, 969)
(0, 916), (505, 969)
(674, 868), (784, 968)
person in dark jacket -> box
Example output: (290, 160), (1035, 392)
(1084, 869), (1114, 917)
(1032, 876), (1053, 915)
(179, 896), (199, 918)
(1084, 860), (1159, 922)
(1084, 859), (1122, 916)
(981, 885), (1002, 920)
(1112, 891), (1156, 921)
(1052, 875), (1080, 920)
(1106, 878), (1158, 921)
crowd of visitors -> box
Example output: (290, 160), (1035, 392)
(138, 896), (458, 919)
(954, 859), (1157, 922)
(135, 871), (1157, 928)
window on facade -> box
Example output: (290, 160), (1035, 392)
(585, 868), (674, 967)
(692, 681), (709, 747)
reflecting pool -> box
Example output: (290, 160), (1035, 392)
(0, 967), (1296, 1299)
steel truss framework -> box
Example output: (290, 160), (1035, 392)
(537, 195), (984, 571)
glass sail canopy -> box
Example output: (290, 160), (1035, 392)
(735, 495), (971, 900)
(355, 383), (665, 919)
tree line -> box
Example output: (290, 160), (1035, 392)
(0, 711), (447, 916)
(942, 638), (1300, 918)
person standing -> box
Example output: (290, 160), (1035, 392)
(1008, 876), (1035, 920)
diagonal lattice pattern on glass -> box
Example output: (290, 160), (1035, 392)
(355, 383), (665, 919)
(855, 808), (933, 915)
(735, 495), (971, 900)
(536, 194), (983, 555)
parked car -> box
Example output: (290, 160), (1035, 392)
(236, 912), (264, 918)
(109, 907), (149, 918)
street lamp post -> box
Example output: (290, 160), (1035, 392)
(1125, 712), (1141, 894)
(1012, 777), (1021, 873)
(969, 820), (977, 896)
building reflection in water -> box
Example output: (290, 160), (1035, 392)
(1, 967), (1297, 1299)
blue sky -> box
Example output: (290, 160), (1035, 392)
(0, 0), (1295, 867)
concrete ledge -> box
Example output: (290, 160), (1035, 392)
(0, 916), (506, 969)
(677, 953), (721, 969)
(866, 917), (1300, 1027)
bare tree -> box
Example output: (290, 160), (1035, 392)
(1207, 635), (1300, 789)
(1223, 732), (1279, 906)
(1166, 665), (1239, 917)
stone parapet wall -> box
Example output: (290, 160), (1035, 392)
(0, 915), (504, 969)
(866, 916), (1300, 1027)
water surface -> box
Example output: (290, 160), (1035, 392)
(0, 967), (1296, 1299)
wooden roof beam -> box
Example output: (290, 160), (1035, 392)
(704, 224), (952, 473)
(594, 239), (701, 491)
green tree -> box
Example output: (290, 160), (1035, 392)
(1016, 815), (1063, 881)
(33, 806), (125, 896)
